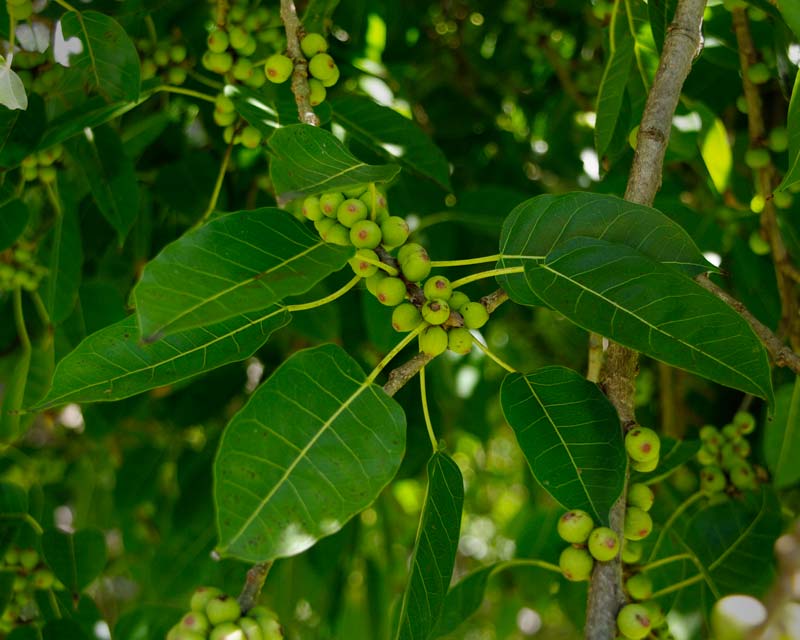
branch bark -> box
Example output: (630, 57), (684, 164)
(586, 2), (707, 638)
(236, 561), (272, 613)
(279, 0), (320, 126)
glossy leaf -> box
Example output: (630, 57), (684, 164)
(133, 209), (351, 340)
(214, 344), (406, 562)
(500, 366), (626, 524)
(631, 437), (700, 485)
(432, 565), (495, 638)
(67, 126), (140, 244)
(60, 11), (141, 102)
(269, 124), (401, 204)
(763, 378), (800, 488)
(777, 0), (800, 41)
(394, 452), (464, 640)
(497, 192), (715, 306)
(41, 528), (107, 593)
(525, 237), (773, 402)
(595, 0), (634, 159)
(0, 198), (29, 251)
(332, 95), (451, 190)
(780, 69), (800, 191)
(37, 306), (290, 408)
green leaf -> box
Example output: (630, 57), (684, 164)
(780, 69), (800, 191)
(0, 341), (31, 442)
(763, 377), (800, 488)
(684, 488), (782, 598)
(332, 96), (451, 190)
(42, 619), (91, 640)
(133, 209), (351, 340)
(497, 192), (715, 307)
(268, 124), (401, 204)
(631, 437), (700, 485)
(41, 528), (106, 593)
(302, 0), (341, 33)
(595, 0), (635, 159)
(432, 565), (495, 638)
(777, 0), (800, 41)
(0, 93), (44, 169)
(524, 237), (773, 402)
(0, 198), (29, 251)
(648, 0), (677, 51)
(697, 108), (732, 194)
(60, 10), (140, 102)
(0, 65), (28, 111)
(37, 306), (290, 408)
(394, 452), (464, 640)
(500, 366), (626, 524)
(0, 482), (28, 518)
(214, 344), (406, 562)
(66, 125), (139, 244)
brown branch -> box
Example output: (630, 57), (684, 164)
(279, 0), (319, 126)
(237, 561), (272, 613)
(587, 2), (707, 639)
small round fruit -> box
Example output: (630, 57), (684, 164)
(171, 630), (205, 640)
(206, 51), (234, 74)
(207, 30), (230, 53)
(350, 220), (382, 248)
(423, 276), (453, 301)
(627, 483), (654, 512)
(170, 44), (187, 64)
(588, 527), (620, 562)
(700, 465), (726, 494)
(215, 94), (235, 113)
(168, 67), (188, 85)
(343, 185), (367, 198)
(337, 198), (369, 227)
(210, 622), (242, 640)
(729, 463), (757, 491)
(38, 166), (57, 184)
(722, 423), (739, 440)
(747, 62), (770, 85)
(448, 327), (473, 355)
(617, 603), (652, 640)
(205, 595), (241, 625)
(239, 616), (264, 640)
(744, 148), (770, 170)
(375, 277), (407, 306)
(214, 109), (238, 127)
(360, 190), (389, 217)
(640, 600), (664, 627)
(314, 217), (336, 237)
(180, 611), (210, 634)
(229, 26), (250, 51)
(308, 53), (337, 82)
(322, 223), (350, 246)
(697, 446), (717, 466)
(264, 54), (293, 83)
(733, 411), (755, 435)
(623, 507), (653, 541)
(365, 271), (386, 296)
(700, 424), (720, 442)
(233, 59), (255, 81)
(302, 196), (323, 221)
(422, 299), (450, 325)
(380, 216), (409, 248)
(320, 192), (344, 217)
(398, 243), (426, 264)
(460, 302), (489, 329)
(19, 549), (38, 571)
(308, 79), (326, 106)
(400, 251), (432, 282)
(557, 509), (594, 544)
(256, 615), (282, 640)
(301, 33), (328, 58)
(321, 65), (340, 87)
(349, 248), (379, 277)
(559, 546), (594, 582)
(774, 190), (793, 209)
(32, 568), (55, 589)
(711, 594), (766, 640)
(392, 303), (423, 332)
(625, 427), (660, 463)
(768, 127), (789, 153)
(449, 291), (470, 312)
(240, 126), (262, 150)
(621, 540), (643, 564)
(732, 438), (751, 458)
(419, 326), (449, 357)
(4, 548), (19, 565)
(626, 573), (653, 600)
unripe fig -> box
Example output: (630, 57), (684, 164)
(207, 30), (230, 53)
(170, 44), (187, 64)
(625, 573), (653, 600)
(302, 196), (323, 221)
(38, 166), (57, 184)
(314, 217), (336, 237)
(4, 548), (19, 565)
(206, 595), (241, 625)
(588, 527), (620, 562)
(744, 148), (770, 170)
(309, 78), (326, 106)
(625, 427), (660, 463)
(209, 622), (243, 640)
(264, 54), (293, 83)
(640, 600), (664, 627)
(180, 611), (210, 634)
(621, 540), (643, 564)
(301, 33), (328, 58)
(349, 248), (379, 277)
(732, 438), (750, 459)
(729, 463), (757, 490)
(696, 446), (717, 466)
(397, 243), (426, 264)
(419, 326), (449, 356)
(375, 277), (407, 306)
(448, 327), (473, 354)
(422, 299), (450, 325)
(168, 67), (188, 85)
(153, 48), (170, 68)
(239, 617), (264, 640)
(400, 251), (432, 283)
(616, 603), (652, 640)
(423, 276), (453, 301)
(627, 483), (654, 511)
(321, 65), (340, 87)
(308, 53), (337, 82)
(721, 423), (739, 440)
(768, 127), (789, 152)
(711, 594), (766, 640)
(700, 424), (720, 442)
(233, 59), (254, 82)
(229, 27), (250, 51)
(32, 568), (55, 589)
(733, 411), (755, 435)
(557, 509), (594, 544)
(361, 190), (389, 218)
(392, 303), (423, 332)
(449, 291), (470, 312)
(365, 271), (387, 296)
(240, 126), (262, 150)
(623, 507), (653, 541)
(559, 546), (594, 582)
(343, 185), (367, 198)
(700, 465), (726, 494)
(19, 549), (38, 571)
(747, 62), (770, 85)
(350, 220), (382, 248)
(322, 223), (350, 246)
(171, 630), (206, 640)
(773, 190), (793, 209)
(460, 302), (489, 329)
(319, 192), (344, 218)
(380, 216), (409, 248)
(215, 94), (236, 114)
(205, 51), (234, 74)
(214, 109), (238, 127)
(256, 615), (283, 640)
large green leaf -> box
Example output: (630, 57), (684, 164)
(497, 192), (715, 306)
(432, 565), (495, 638)
(268, 124), (401, 204)
(394, 452), (464, 640)
(777, 1), (800, 41)
(67, 125), (139, 244)
(595, 0), (635, 159)
(332, 96), (451, 190)
(133, 209), (351, 340)
(524, 237), (773, 402)
(780, 70), (800, 191)
(0, 198), (29, 251)
(60, 10), (140, 102)
(500, 366), (626, 524)
(214, 344), (406, 562)
(763, 378), (800, 489)
(41, 528), (106, 593)
(36, 306), (290, 408)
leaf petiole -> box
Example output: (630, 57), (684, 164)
(366, 324), (427, 386)
(419, 366), (438, 452)
(450, 266), (524, 289)
(285, 275), (362, 313)
(472, 335), (516, 373)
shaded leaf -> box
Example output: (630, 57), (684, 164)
(697, 106), (732, 194)
(214, 344), (406, 562)
(0, 198), (29, 251)
(42, 619), (91, 640)
(133, 209), (351, 339)
(332, 95), (451, 190)
(497, 192), (715, 307)
(269, 124), (401, 204)
(60, 11), (140, 102)
(524, 237), (773, 402)
(394, 452), (464, 640)
(763, 377), (800, 488)
(780, 69), (800, 191)
(432, 565), (495, 638)
(0, 93), (44, 169)
(37, 306), (290, 408)
(41, 528), (106, 593)
(500, 366), (626, 524)
(777, 0), (800, 41)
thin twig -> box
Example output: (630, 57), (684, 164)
(383, 353), (433, 397)
(237, 561), (272, 613)
(279, 0), (319, 126)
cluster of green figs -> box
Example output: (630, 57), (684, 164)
(696, 411), (759, 493)
(0, 547), (62, 634)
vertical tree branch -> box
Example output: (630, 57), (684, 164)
(236, 561), (272, 613)
(280, 0), (320, 126)
(586, 2), (707, 638)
